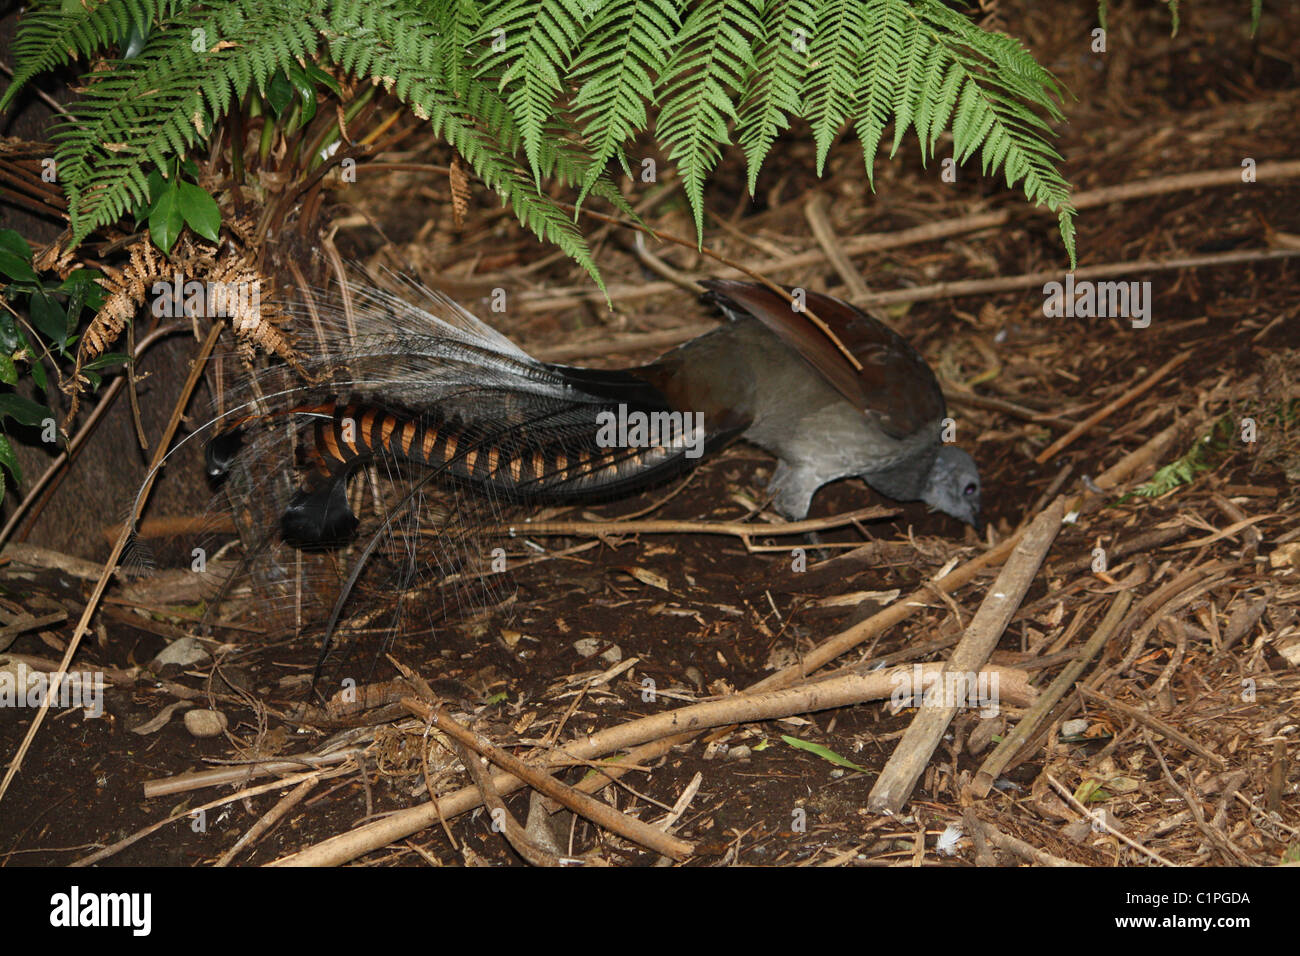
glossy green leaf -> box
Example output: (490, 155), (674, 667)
(177, 181), (221, 243)
(26, 346), (47, 392)
(288, 64), (317, 128)
(304, 61), (341, 96)
(29, 289), (67, 343)
(149, 179), (184, 254)
(0, 229), (31, 260)
(0, 393), (52, 427)
(81, 352), (131, 371)
(266, 70), (294, 116)
(0, 312), (21, 353)
(0, 433), (20, 488)
(0, 249), (37, 283)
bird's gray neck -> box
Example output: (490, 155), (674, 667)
(860, 442), (939, 502)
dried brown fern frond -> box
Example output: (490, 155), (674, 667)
(449, 154), (471, 230)
(61, 231), (304, 422)
(61, 239), (165, 421)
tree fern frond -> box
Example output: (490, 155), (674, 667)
(0, 0), (190, 114)
(903, 0), (1076, 264)
(885, 15), (927, 162)
(569, 0), (681, 206)
(56, 0), (317, 244)
(429, 0), (483, 98)
(9, 0), (1087, 275)
(802, 0), (869, 175)
(655, 0), (760, 237)
(736, 0), (816, 193)
(475, 0), (589, 183)
(323, 3), (608, 286)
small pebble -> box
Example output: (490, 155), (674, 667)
(151, 636), (210, 669)
(184, 709), (228, 738)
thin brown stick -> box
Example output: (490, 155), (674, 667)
(74, 767), (339, 866)
(1093, 414), (1194, 490)
(0, 323), (187, 548)
(444, 735), (565, 866)
(1044, 773), (1174, 867)
(214, 777), (320, 866)
(503, 505), (896, 541)
(854, 249), (1300, 310)
(141, 748), (365, 799)
(970, 590), (1134, 798)
(804, 192), (870, 300)
(0, 323), (223, 805)
(631, 232), (703, 294)
(1034, 350), (1193, 464)
(945, 388), (1078, 429)
(1142, 733), (1253, 866)
(409, 700), (692, 862)
(1083, 688), (1227, 770)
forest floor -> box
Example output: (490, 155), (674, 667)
(1, 1), (1298, 867)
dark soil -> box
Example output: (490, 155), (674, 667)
(1, 0), (1297, 867)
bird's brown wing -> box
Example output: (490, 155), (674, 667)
(700, 279), (944, 439)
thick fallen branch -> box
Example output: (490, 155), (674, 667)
(868, 497), (1068, 813)
(273, 662), (1036, 865)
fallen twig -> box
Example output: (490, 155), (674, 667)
(406, 698), (693, 862)
(1035, 350), (1193, 464)
(1, 324), (224, 806)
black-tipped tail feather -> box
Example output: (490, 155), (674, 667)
(282, 478), (359, 546)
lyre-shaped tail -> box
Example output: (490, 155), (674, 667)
(182, 275), (741, 699)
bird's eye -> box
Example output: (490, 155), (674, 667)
(964, 482), (977, 496)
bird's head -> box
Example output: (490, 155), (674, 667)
(921, 445), (982, 530)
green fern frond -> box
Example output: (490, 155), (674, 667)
(56, 0), (318, 245)
(475, 0), (589, 184)
(0, 1), (189, 114)
(655, 0), (761, 238)
(908, 0), (1076, 264)
(802, 0), (870, 175)
(429, 0), (482, 98)
(323, 0), (615, 286)
(569, 0), (681, 205)
(736, 0), (816, 194)
(4, 0), (1090, 277)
